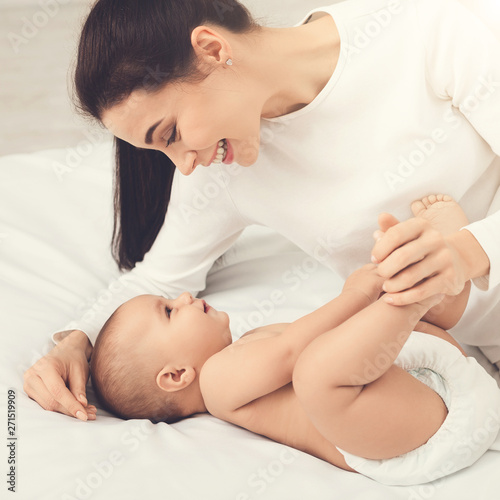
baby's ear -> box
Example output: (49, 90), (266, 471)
(156, 365), (196, 393)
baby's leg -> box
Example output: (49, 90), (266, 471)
(293, 298), (447, 460)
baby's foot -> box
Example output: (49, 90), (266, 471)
(410, 194), (469, 236)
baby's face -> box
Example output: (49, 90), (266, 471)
(118, 293), (232, 368)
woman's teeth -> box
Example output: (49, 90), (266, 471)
(212, 139), (228, 164)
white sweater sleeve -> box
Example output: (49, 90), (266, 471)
(52, 169), (248, 345)
(416, 0), (500, 290)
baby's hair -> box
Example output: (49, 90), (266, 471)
(90, 306), (183, 424)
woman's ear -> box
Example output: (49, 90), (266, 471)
(190, 26), (232, 67)
(156, 365), (196, 393)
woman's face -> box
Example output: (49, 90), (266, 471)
(102, 64), (263, 175)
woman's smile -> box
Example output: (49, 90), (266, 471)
(208, 139), (228, 165)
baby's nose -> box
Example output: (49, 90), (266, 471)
(177, 292), (194, 305)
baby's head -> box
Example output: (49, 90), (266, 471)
(90, 292), (232, 423)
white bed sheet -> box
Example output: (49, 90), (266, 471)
(2, 141), (500, 500)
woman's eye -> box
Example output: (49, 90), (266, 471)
(165, 125), (178, 148)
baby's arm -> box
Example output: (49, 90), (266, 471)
(200, 265), (384, 416)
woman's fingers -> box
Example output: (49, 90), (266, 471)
(383, 273), (464, 306)
(43, 369), (90, 420)
(376, 229), (444, 283)
(376, 240), (428, 281)
(372, 218), (428, 265)
(383, 275), (442, 306)
(372, 218), (451, 287)
(68, 361), (90, 407)
(377, 212), (400, 233)
(24, 368), (89, 420)
(24, 374), (74, 417)
(68, 364), (96, 419)
(379, 239), (463, 295)
(370, 212), (470, 306)
(85, 405), (97, 420)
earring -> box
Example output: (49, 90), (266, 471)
(226, 58), (233, 66)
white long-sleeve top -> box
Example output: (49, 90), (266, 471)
(57, 0), (500, 361)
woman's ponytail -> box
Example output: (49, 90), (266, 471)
(112, 139), (176, 271)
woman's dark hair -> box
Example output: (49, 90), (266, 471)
(74, 0), (259, 270)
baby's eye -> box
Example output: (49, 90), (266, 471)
(165, 307), (171, 318)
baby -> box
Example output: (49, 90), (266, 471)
(90, 195), (500, 486)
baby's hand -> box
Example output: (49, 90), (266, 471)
(342, 264), (386, 304)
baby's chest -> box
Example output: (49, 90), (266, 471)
(236, 324), (289, 343)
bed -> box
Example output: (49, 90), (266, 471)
(2, 137), (500, 500)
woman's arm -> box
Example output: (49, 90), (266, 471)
(421, 0), (500, 289)
(371, 0), (500, 305)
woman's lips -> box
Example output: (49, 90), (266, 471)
(223, 139), (233, 164)
(207, 139), (232, 165)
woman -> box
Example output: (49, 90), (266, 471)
(24, 0), (500, 422)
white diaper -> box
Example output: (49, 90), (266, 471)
(336, 331), (500, 486)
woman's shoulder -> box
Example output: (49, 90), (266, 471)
(412, 0), (489, 39)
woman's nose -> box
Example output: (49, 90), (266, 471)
(165, 148), (197, 176)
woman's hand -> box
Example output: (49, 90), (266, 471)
(342, 263), (386, 304)
(23, 330), (96, 421)
(370, 213), (486, 306)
